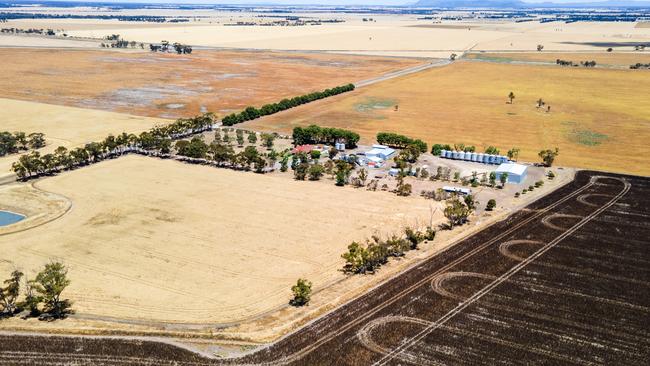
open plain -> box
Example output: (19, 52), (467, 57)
(0, 48), (422, 119)
(244, 60), (650, 176)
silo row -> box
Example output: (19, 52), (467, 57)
(439, 150), (508, 164)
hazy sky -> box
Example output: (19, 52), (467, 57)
(46, 0), (622, 4)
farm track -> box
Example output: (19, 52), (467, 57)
(1, 170), (648, 365)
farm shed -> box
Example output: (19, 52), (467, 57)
(366, 145), (396, 160)
(495, 163), (528, 184)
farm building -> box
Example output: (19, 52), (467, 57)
(366, 145), (396, 160)
(495, 163), (528, 184)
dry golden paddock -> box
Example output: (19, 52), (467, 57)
(0, 48), (422, 119)
(0, 155), (436, 324)
(243, 60), (650, 176)
(466, 51), (650, 67)
(0, 98), (163, 179)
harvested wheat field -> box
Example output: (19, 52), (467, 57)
(0, 155), (436, 324)
(244, 61), (650, 176)
(467, 51), (650, 67)
(0, 98), (163, 178)
(0, 48), (422, 119)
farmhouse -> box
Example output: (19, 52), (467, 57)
(495, 163), (528, 184)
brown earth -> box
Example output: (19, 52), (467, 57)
(0, 48), (423, 119)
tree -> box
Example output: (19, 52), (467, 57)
(290, 278), (312, 306)
(486, 199), (496, 211)
(508, 91), (515, 104)
(444, 196), (472, 228)
(308, 163), (324, 181)
(464, 194), (478, 210)
(0, 270), (23, 316)
(489, 171), (497, 187)
(334, 160), (352, 186)
(538, 148), (560, 167)
(404, 227), (424, 250)
(358, 168), (368, 186)
(500, 172), (509, 188)
(261, 133), (275, 150)
(294, 162), (309, 180)
(450, 53), (457, 61)
(537, 44), (544, 52)
(310, 150), (321, 160)
(485, 146), (500, 155)
(507, 147), (520, 161)
(31, 262), (72, 319)
(247, 132), (257, 145)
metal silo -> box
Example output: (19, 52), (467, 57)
(458, 151), (465, 160)
(452, 151), (459, 159)
(471, 152), (478, 161)
(464, 152), (472, 161)
(440, 149), (447, 158)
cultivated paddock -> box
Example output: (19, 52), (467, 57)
(244, 61), (650, 176)
(0, 155), (436, 324)
(467, 51), (650, 67)
(0, 48), (423, 119)
(2, 172), (647, 365)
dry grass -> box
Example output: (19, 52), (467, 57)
(467, 52), (650, 67)
(0, 155), (437, 324)
(0, 98), (163, 178)
(0, 48), (422, 119)
(243, 61), (650, 176)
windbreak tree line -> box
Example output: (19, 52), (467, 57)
(0, 131), (45, 157)
(11, 113), (216, 180)
(293, 125), (360, 148)
(376, 132), (427, 153)
(222, 83), (355, 126)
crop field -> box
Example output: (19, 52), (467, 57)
(0, 48), (422, 119)
(243, 61), (650, 176)
(467, 51), (650, 67)
(0, 155), (436, 325)
(0, 98), (162, 179)
(1, 170), (647, 364)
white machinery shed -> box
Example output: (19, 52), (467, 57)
(495, 163), (528, 184)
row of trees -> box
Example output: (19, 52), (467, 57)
(0, 131), (45, 157)
(0, 262), (71, 320)
(376, 132), (427, 153)
(222, 84), (355, 127)
(342, 226), (435, 274)
(174, 137), (273, 173)
(293, 125), (360, 148)
(630, 62), (650, 69)
(556, 59), (597, 67)
(11, 113), (215, 180)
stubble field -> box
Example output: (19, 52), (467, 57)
(0, 155), (437, 325)
(0, 98), (163, 179)
(0, 48), (423, 119)
(243, 60), (650, 176)
(467, 51), (650, 67)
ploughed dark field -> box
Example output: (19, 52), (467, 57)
(1, 170), (649, 365)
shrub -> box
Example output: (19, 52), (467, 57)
(310, 150), (321, 160)
(486, 199), (496, 211)
(514, 192), (520, 198)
